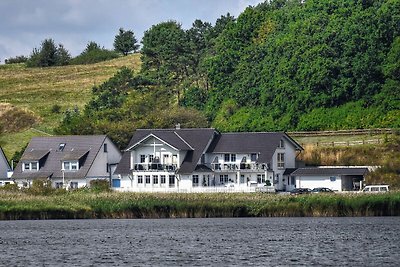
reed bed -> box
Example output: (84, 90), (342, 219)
(1, 191), (399, 220)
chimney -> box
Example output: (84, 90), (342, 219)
(175, 123), (181, 130)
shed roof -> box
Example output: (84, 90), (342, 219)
(291, 167), (368, 176)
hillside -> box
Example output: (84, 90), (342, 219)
(0, 54), (141, 159)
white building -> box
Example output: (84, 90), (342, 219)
(289, 167), (368, 191)
(114, 128), (303, 192)
(11, 135), (121, 189)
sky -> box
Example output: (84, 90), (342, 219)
(0, 0), (264, 63)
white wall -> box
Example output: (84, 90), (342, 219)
(295, 175), (342, 191)
(87, 138), (121, 179)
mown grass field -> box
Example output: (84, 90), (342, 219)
(0, 54), (141, 158)
(0, 191), (399, 220)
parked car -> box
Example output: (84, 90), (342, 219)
(290, 188), (311, 195)
(360, 185), (389, 193)
(311, 187), (334, 194)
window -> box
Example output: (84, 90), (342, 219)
(163, 154), (170, 164)
(63, 161), (79, 171)
(31, 162), (38, 170)
(291, 176), (295, 185)
(220, 175), (224, 183)
(169, 175), (175, 186)
(145, 175), (151, 184)
(220, 174), (228, 183)
(231, 154), (236, 162)
(55, 182), (63, 189)
(257, 174), (265, 183)
(59, 143), (66, 151)
(277, 153), (285, 169)
(138, 175), (143, 184)
(70, 182), (78, 189)
(104, 143), (108, 153)
(161, 175), (166, 184)
(140, 155), (146, 163)
(251, 153), (257, 161)
(330, 176), (336, 182)
(23, 161), (39, 171)
(224, 154), (230, 162)
(192, 175), (199, 186)
(153, 175), (159, 184)
(279, 139), (285, 148)
(149, 155), (154, 163)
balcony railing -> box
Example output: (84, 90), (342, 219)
(210, 163), (270, 172)
(132, 163), (177, 172)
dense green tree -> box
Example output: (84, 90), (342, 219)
(26, 39), (71, 67)
(113, 28), (139, 56)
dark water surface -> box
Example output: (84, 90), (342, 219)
(1, 217), (399, 266)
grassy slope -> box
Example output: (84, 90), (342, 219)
(0, 54), (141, 159)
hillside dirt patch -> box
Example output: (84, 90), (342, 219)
(0, 103), (41, 133)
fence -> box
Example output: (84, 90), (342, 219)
(301, 138), (383, 147)
(289, 128), (396, 137)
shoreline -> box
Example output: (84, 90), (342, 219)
(1, 191), (399, 220)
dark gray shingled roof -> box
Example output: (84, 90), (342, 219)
(12, 135), (107, 180)
(291, 167), (368, 176)
(207, 132), (302, 163)
(115, 128), (216, 175)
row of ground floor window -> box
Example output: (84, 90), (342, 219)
(115, 173), (273, 188)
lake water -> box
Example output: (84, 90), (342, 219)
(1, 217), (399, 266)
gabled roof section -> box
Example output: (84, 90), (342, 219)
(115, 128), (216, 175)
(291, 167), (368, 176)
(125, 131), (193, 151)
(12, 135), (107, 180)
(207, 132), (302, 163)
(21, 150), (50, 161)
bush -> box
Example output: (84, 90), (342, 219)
(26, 179), (55, 195)
(70, 48), (119, 65)
(5, 55), (28, 64)
(0, 183), (19, 192)
(51, 104), (62, 114)
(90, 179), (110, 192)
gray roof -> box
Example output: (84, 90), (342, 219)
(291, 167), (368, 176)
(12, 135), (108, 180)
(115, 128), (216, 175)
(207, 132), (302, 163)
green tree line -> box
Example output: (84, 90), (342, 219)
(56, 0), (400, 148)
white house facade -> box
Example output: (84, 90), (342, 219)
(114, 128), (303, 192)
(11, 135), (121, 189)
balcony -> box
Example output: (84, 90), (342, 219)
(132, 163), (177, 172)
(210, 163), (270, 172)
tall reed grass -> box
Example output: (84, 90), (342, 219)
(1, 191), (399, 220)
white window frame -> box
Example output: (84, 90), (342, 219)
(62, 161), (79, 171)
(279, 139), (285, 148)
(277, 153), (285, 169)
(192, 175), (199, 187)
(22, 161), (39, 171)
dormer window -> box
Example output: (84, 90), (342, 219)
(59, 143), (66, 151)
(62, 161), (79, 171)
(22, 161), (39, 171)
(279, 140), (285, 148)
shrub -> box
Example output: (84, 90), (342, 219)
(90, 179), (110, 192)
(26, 179), (55, 195)
(0, 183), (19, 192)
(5, 55), (28, 64)
(70, 48), (119, 65)
(51, 104), (62, 114)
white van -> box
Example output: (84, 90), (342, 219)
(361, 185), (389, 193)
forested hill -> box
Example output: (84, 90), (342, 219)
(202, 0), (400, 132)
(55, 0), (400, 149)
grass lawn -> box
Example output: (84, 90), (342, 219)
(0, 54), (141, 158)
